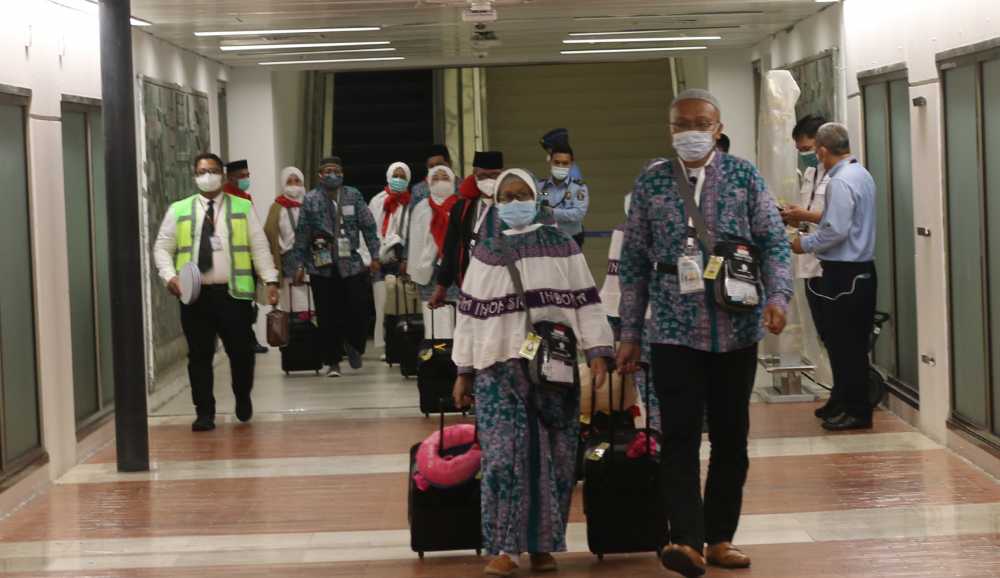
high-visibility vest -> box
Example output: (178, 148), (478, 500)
(172, 194), (256, 300)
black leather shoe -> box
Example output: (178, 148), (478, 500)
(192, 416), (216, 432)
(822, 413), (872, 431)
(235, 396), (253, 423)
(254, 342), (269, 354)
(814, 403), (840, 419)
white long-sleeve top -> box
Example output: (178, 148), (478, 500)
(153, 193), (279, 286)
(369, 190), (409, 261)
(453, 224), (614, 371)
(405, 198), (441, 286)
(277, 206), (301, 254)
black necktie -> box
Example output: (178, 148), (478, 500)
(198, 199), (215, 273)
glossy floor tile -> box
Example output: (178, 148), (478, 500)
(0, 347), (995, 576)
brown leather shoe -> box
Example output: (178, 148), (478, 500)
(484, 554), (519, 576)
(706, 542), (751, 568)
(530, 553), (557, 572)
(659, 544), (706, 577)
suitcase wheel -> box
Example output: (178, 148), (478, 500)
(314, 370), (320, 375)
(476, 549), (482, 556)
(597, 553), (604, 561)
(423, 413), (430, 418)
(417, 551), (424, 559)
(284, 371), (290, 376)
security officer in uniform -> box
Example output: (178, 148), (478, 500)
(537, 142), (589, 247)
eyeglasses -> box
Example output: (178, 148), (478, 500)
(195, 168), (223, 176)
(670, 121), (718, 132)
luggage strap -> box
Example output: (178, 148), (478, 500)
(438, 403), (478, 457)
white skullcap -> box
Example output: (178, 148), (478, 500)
(671, 88), (721, 112)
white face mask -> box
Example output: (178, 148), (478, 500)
(284, 185), (306, 198)
(429, 181), (454, 201)
(551, 165), (570, 181)
(672, 131), (717, 163)
(195, 173), (222, 193)
(477, 178), (497, 197)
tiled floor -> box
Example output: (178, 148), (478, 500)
(1, 347), (998, 576)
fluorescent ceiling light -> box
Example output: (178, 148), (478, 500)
(569, 29), (728, 36)
(564, 36), (720, 44)
(195, 27), (380, 37)
(130, 17), (151, 26)
(561, 46), (708, 55)
(221, 41), (390, 52)
(259, 56), (406, 66)
(238, 47), (396, 58)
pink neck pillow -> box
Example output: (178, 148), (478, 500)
(414, 423), (481, 490)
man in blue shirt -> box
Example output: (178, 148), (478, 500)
(792, 122), (878, 431)
(540, 128), (584, 181)
(537, 142), (589, 247)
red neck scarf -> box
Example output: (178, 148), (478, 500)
(223, 181), (253, 202)
(459, 175), (479, 200)
(275, 194), (302, 208)
(381, 187), (411, 236)
(427, 194), (459, 256)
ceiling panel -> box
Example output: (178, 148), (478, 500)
(131, 0), (831, 70)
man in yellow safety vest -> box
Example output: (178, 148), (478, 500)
(154, 152), (279, 432)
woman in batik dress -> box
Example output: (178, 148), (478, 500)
(452, 169), (614, 576)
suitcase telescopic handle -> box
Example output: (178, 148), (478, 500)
(437, 398), (478, 458)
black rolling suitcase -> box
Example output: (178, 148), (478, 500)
(385, 280), (423, 376)
(408, 411), (482, 558)
(417, 304), (462, 417)
(582, 367), (668, 559)
(280, 286), (324, 375)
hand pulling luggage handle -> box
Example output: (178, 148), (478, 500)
(437, 400), (478, 458)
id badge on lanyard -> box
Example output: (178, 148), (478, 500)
(337, 236), (352, 258)
(678, 230), (705, 295)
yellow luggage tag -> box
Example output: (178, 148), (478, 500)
(586, 442), (610, 461)
(419, 348), (433, 362)
(704, 255), (725, 280)
(580, 414), (592, 425)
(519, 332), (542, 360)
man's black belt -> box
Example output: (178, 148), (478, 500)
(653, 262), (678, 275)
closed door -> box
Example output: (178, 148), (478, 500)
(862, 75), (919, 401)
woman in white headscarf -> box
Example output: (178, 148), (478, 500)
(452, 169), (614, 576)
(265, 166), (311, 312)
(369, 162), (413, 353)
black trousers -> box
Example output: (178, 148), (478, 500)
(180, 285), (255, 418)
(651, 343), (758, 550)
(312, 271), (370, 365)
(817, 261), (877, 419)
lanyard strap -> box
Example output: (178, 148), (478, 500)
(674, 159), (713, 251)
(498, 235), (533, 336)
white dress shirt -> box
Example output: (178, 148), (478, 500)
(796, 165), (828, 279)
(153, 192), (279, 287)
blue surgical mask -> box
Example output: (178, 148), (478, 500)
(498, 199), (537, 229)
(389, 177), (408, 192)
(321, 174), (344, 190)
(237, 177), (251, 192)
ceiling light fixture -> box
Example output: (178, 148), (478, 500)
(258, 56), (406, 66)
(569, 29), (730, 36)
(130, 17), (151, 26)
(564, 36), (720, 44)
(221, 41), (391, 52)
(195, 27), (380, 37)
(235, 47), (397, 58)
(561, 46), (708, 55)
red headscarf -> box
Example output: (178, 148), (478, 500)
(381, 188), (411, 236)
